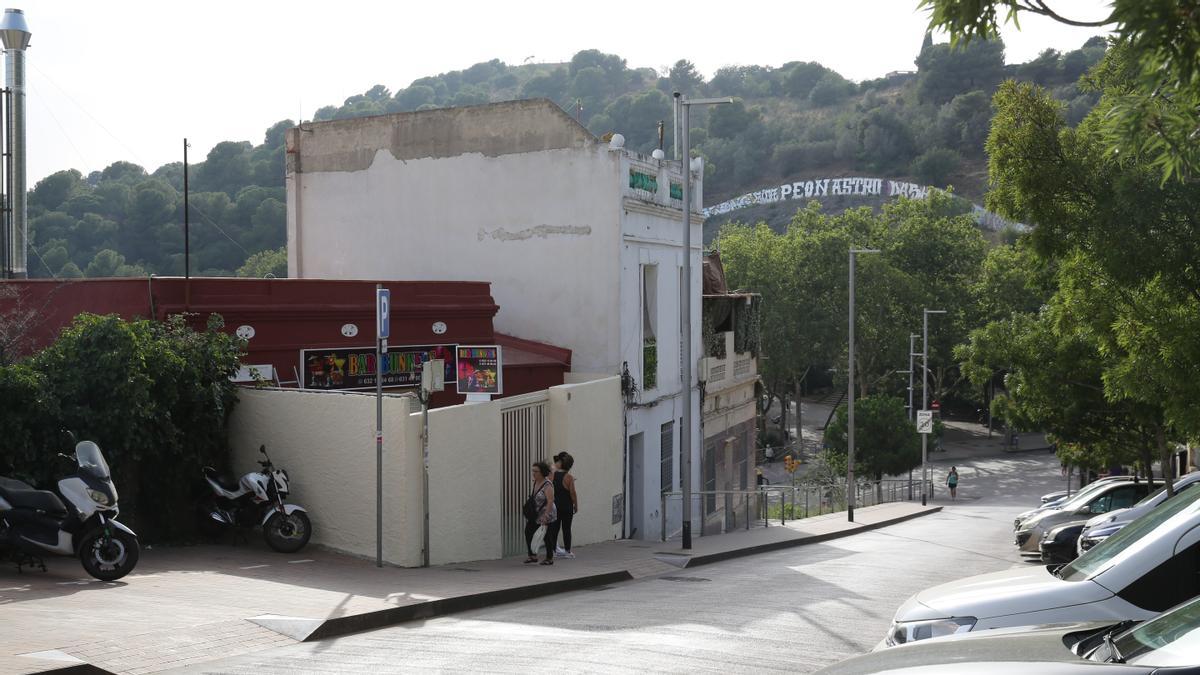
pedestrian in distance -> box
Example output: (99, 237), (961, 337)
(551, 451), (579, 559)
(947, 466), (959, 500)
(522, 460), (557, 565)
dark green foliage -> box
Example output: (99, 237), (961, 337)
(916, 38), (1006, 104)
(825, 396), (921, 480)
(910, 147), (961, 185)
(0, 313), (243, 542)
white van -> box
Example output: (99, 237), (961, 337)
(883, 487), (1200, 648)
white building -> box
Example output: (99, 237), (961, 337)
(285, 99), (702, 541)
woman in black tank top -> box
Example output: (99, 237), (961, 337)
(552, 452), (578, 558)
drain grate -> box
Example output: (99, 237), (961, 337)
(659, 576), (711, 583)
(446, 567), (481, 572)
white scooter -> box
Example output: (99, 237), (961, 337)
(201, 445), (311, 553)
(0, 440), (140, 581)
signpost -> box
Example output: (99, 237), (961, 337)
(375, 285), (389, 568)
(419, 359), (444, 568)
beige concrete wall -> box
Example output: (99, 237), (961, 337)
(423, 400), (503, 565)
(547, 376), (624, 545)
(229, 388), (423, 567)
(231, 377), (624, 565)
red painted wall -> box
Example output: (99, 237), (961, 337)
(0, 277), (570, 404)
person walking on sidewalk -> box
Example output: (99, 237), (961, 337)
(552, 452), (579, 559)
(947, 466), (959, 500)
(523, 461), (557, 565)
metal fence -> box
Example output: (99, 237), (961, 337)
(500, 393), (549, 557)
(659, 478), (932, 541)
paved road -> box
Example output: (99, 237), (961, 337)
(174, 454), (1062, 674)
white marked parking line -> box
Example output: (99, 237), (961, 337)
(287, 559), (314, 564)
(239, 564), (270, 570)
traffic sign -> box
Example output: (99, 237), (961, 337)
(376, 288), (390, 340)
(916, 410), (934, 434)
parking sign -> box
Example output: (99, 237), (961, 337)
(376, 288), (390, 340)
(916, 410), (933, 434)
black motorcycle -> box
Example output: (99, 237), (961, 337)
(0, 441), (140, 581)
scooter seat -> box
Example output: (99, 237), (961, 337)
(203, 467), (241, 493)
(0, 476), (33, 491)
(0, 481), (68, 516)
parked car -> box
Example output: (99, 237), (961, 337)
(1078, 472), (1200, 555)
(883, 487), (1200, 647)
(1017, 479), (1151, 552)
(1017, 476), (1137, 531)
(1040, 520), (1090, 564)
(822, 592), (1200, 673)
(1039, 475), (1136, 505)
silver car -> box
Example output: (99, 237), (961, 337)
(1078, 472), (1200, 554)
(1016, 480), (1152, 553)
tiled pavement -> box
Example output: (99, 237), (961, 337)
(0, 501), (938, 675)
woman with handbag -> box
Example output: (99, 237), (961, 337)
(523, 460), (558, 565)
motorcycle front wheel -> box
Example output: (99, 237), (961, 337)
(264, 511), (312, 553)
(79, 527), (140, 581)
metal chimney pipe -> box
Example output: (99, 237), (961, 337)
(0, 8), (29, 278)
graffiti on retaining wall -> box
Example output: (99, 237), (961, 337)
(702, 176), (931, 219)
(701, 175), (1026, 232)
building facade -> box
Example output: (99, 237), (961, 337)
(285, 99), (702, 540)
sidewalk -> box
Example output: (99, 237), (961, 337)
(0, 501), (938, 675)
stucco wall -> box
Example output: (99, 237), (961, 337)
(423, 400), (503, 565)
(229, 388), (422, 566)
(289, 129), (623, 374)
(547, 376), (623, 545)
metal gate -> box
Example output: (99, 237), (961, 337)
(501, 393), (548, 557)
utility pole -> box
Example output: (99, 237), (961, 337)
(183, 138), (190, 307)
(675, 92), (732, 549)
(906, 333), (918, 499)
(847, 248), (880, 522)
(921, 309), (945, 506)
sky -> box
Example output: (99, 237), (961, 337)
(17, 0), (1113, 184)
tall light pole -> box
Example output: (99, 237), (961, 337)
(847, 248), (880, 522)
(921, 309), (946, 506)
(907, 333), (918, 500)
(676, 92), (732, 550)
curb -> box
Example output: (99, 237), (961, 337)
(302, 569), (633, 642)
(31, 665), (115, 675)
(682, 507), (943, 568)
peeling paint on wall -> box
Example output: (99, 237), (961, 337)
(477, 225), (592, 242)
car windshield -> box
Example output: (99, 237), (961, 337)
(1114, 596), (1200, 666)
(1059, 488), (1200, 582)
(75, 441), (110, 480)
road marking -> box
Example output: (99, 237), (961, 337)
(239, 564), (270, 570)
(287, 559), (314, 564)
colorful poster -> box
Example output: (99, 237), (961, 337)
(301, 345), (455, 391)
(456, 345), (502, 395)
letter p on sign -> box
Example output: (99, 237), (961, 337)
(377, 288), (391, 340)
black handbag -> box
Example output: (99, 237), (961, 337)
(523, 481), (545, 520)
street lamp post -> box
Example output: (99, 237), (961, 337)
(921, 309), (946, 506)
(847, 248), (880, 522)
(676, 92), (732, 550)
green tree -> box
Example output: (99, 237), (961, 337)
(825, 395), (921, 482)
(236, 246), (287, 278)
(915, 37), (1006, 104)
(910, 147), (961, 185)
(920, 0), (1200, 180)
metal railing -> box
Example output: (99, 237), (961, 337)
(659, 478), (932, 541)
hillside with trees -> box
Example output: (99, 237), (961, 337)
(23, 36), (1106, 279)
